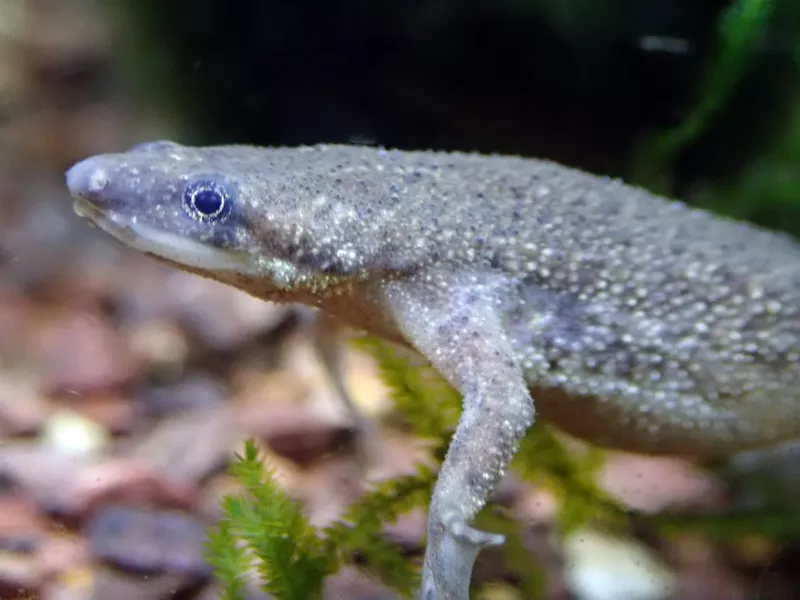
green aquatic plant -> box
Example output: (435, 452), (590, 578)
(203, 337), (612, 599)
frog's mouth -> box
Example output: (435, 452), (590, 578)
(72, 195), (257, 274)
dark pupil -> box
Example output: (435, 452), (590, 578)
(193, 189), (223, 215)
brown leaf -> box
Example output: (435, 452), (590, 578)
(32, 311), (137, 394)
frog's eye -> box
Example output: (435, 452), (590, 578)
(183, 178), (234, 223)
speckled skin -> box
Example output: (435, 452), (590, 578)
(67, 141), (800, 600)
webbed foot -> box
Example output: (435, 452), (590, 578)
(419, 506), (505, 600)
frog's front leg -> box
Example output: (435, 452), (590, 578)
(383, 272), (536, 600)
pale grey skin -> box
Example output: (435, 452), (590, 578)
(67, 141), (800, 599)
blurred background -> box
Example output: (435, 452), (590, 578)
(0, 0), (800, 598)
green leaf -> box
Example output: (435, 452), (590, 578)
(204, 518), (250, 600)
(323, 465), (437, 595)
(515, 427), (623, 534)
(209, 440), (331, 600)
(352, 336), (462, 442)
(656, 0), (775, 158)
(633, 0), (776, 190)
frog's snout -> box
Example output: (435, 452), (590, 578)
(66, 157), (111, 206)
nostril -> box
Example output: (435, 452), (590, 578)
(66, 158), (110, 200)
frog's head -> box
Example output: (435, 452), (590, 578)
(66, 140), (409, 297)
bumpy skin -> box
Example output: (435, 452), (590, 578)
(67, 141), (800, 599)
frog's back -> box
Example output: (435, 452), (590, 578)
(424, 151), (800, 455)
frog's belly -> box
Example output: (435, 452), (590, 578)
(533, 385), (798, 457)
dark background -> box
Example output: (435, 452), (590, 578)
(105, 0), (800, 232)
